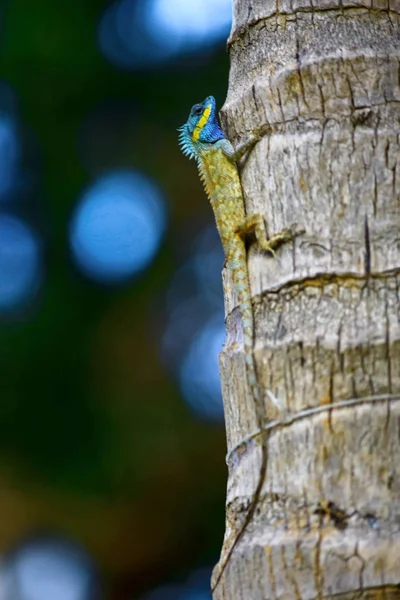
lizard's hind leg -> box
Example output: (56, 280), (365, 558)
(236, 214), (299, 255)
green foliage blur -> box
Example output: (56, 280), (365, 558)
(0, 0), (230, 596)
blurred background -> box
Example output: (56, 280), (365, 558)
(0, 0), (232, 598)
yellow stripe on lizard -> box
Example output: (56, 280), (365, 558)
(192, 104), (211, 142)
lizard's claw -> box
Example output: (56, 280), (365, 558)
(260, 223), (305, 255)
(289, 223), (306, 237)
(280, 223), (305, 242)
(264, 245), (277, 257)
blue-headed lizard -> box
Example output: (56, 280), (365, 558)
(179, 96), (299, 589)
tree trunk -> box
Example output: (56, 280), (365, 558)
(212, 1), (400, 598)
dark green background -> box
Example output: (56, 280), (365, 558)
(0, 1), (230, 597)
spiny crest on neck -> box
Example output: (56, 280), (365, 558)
(177, 125), (197, 160)
(178, 96), (225, 160)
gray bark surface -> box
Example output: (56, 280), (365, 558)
(212, 1), (400, 598)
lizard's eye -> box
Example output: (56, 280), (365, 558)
(192, 105), (203, 116)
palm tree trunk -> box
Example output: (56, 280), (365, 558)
(212, 1), (400, 598)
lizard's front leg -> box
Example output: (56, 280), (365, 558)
(226, 124), (273, 164)
(236, 215), (302, 255)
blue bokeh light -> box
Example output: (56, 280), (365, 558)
(161, 224), (226, 421)
(191, 225), (224, 308)
(99, 0), (175, 69)
(0, 113), (20, 202)
(70, 170), (167, 283)
(147, 0), (232, 51)
(99, 0), (232, 69)
(0, 214), (42, 313)
(179, 318), (225, 421)
(0, 538), (96, 600)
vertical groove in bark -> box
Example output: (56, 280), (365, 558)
(212, 1), (400, 598)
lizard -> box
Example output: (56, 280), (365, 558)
(178, 95), (299, 590)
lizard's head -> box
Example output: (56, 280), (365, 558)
(178, 96), (224, 159)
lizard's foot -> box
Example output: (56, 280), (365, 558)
(231, 124), (273, 163)
(259, 223), (305, 254)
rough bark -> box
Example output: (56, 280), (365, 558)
(212, 1), (400, 598)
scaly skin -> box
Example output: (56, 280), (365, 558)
(179, 96), (297, 590)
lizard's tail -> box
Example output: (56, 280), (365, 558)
(212, 265), (268, 592)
